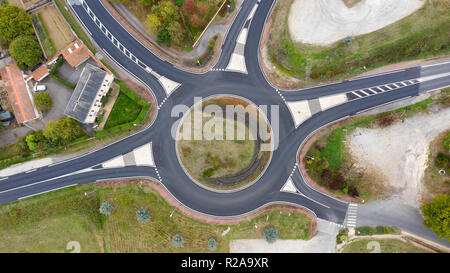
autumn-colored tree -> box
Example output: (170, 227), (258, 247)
(189, 13), (203, 28)
(183, 0), (195, 14)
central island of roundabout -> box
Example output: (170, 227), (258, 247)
(175, 95), (274, 192)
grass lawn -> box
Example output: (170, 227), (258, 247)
(0, 183), (312, 252)
(268, 0), (450, 86)
(342, 238), (430, 253)
(104, 92), (142, 129)
(0, 186), (102, 252)
(178, 115), (255, 181)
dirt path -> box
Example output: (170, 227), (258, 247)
(347, 106), (450, 207)
(288, 0), (424, 46)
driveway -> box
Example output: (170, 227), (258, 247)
(27, 76), (74, 130)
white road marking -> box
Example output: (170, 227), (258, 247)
(281, 177), (297, 193)
(319, 93), (348, 110)
(286, 100), (312, 128)
(133, 143), (155, 167)
(226, 53), (247, 74)
(18, 184), (78, 200)
(102, 156), (125, 168)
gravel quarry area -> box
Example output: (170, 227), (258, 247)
(288, 0), (425, 45)
(348, 107), (450, 207)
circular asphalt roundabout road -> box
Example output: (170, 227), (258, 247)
(1, 0), (449, 233)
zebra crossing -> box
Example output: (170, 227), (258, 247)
(346, 79), (421, 101)
(345, 203), (358, 228)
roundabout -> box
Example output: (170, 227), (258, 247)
(0, 0), (449, 245)
(175, 95), (273, 191)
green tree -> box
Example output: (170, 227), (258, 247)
(421, 194), (450, 240)
(0, 5), (34, 43)
(263, 226), (278, 243)
(167, 21), (185, 46)
(99, 201), (113, 216)
(157, 27), (171, 47)
(9, 35), (42, 68)
(172, 233), (184, 248)
(25, 134), (38, 152)
(33, 92), (52, 112)
(136, 207), (150, 223)
(43, 117), (85, 145)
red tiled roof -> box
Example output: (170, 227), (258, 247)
(0, 61), (37, 124)
(27, 64), (50, 82)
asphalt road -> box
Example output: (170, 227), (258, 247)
(0, 0), (449, 246)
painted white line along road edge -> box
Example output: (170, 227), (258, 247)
(18, 184), (78, 200)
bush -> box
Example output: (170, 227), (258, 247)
(33, 92), (52, 111)
(96, 114), (104, 124)
(99, 201), (113, 216)
(355, 226), (376, 236)
(421, 194), (450, 239)
(263, 226), (278, 243)
(136, 207), (150, 223)
(208, 238), (217, 251)
(43, 117), (85, 145)
(172, 233), (184, 248)
(101, 95), (109, 105)
(336, 228), (349, 244)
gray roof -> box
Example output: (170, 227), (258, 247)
(64, 63), (107, 123)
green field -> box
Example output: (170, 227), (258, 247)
(268, 0), (450, 86)
(342, 238), (430, 253)
(104, 92), (143, 129)
(0, 183), (312, 252)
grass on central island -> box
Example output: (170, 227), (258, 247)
(178, 116), (256, 181)
(0, 183), (312, 253)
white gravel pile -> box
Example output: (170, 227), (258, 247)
(288, 0), (424, 45)
(348, 107), (450, 207)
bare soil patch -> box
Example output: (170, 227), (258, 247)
(288, 0), (424, 46)
(348, 107), (450, 207)
(34, 4), (75, 52)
